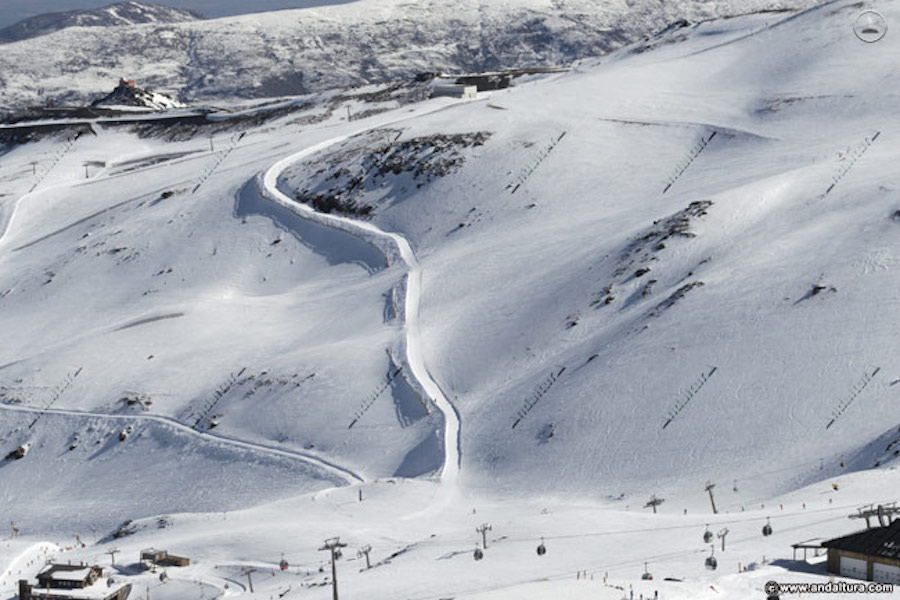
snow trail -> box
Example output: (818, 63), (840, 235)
(260, 103), (464, 492)
(0, 402), (363, 484)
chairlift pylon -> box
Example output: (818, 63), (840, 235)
(536, 538), (546, 556)
(762, 517), (773, 537)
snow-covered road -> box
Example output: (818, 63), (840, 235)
(0, 401), (363, 484)
(259, 104), (464, 491)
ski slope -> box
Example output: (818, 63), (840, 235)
(2, 0), (900, 598)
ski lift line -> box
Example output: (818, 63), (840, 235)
(546, 512), (851, 583)
(358, 499), (877, 555)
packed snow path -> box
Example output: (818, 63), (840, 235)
(0, 402), (363, 484)
(261, 108), (463, 490)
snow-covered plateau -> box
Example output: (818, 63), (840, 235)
(1, 0), (900, 599)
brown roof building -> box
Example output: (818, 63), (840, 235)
(822, 520), (900, 584)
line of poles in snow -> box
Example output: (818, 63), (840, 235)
(28, 132), (84, 192)
(508, 131), (566, 195)
(821, 130), (880, 198)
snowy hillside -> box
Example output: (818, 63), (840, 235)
(0, 0), (818, 109)
(2, 0), (900, 599)
(0, 2), (200, 44)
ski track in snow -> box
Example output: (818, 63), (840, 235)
(259, 103), (465, 496)
(0, 100), (466, 510)
(0, 402), (363, 485)
(0, 542), (58, 586)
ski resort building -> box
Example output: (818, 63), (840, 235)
(18, 564), (131, 600)
(431, 84), (477, 99)
(140, 548), (190, 567)
(37, 565), (102, 589)
(822, 520), (900, 584)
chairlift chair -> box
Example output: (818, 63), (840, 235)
(703, 525), (713, 544)
(641, 562), (653, 580)
(474, 546), (484, 561)
(279, 554), (289, 571)
(536, 538), (547, 556)
(762, 517), (773, 537)
(705, 545), (717, 571)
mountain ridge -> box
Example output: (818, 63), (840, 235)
(0, 1), (201, 44)
(0, 0), (817, 109)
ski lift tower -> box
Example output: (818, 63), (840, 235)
(319, 537), (347, 600)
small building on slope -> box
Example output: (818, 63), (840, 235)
(822, 519), (900, 584)
(19, 564), (131, 600)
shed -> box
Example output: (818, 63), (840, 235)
(140, 548), (190, 567)
(822, 520), (900, 584)
(140, 548), (167, 563)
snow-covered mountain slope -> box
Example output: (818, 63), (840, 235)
(270, 0), (900, 508)
(0, 0), (818, 109)
(0, 2), (200, 44)
(2, 0), (900, 598)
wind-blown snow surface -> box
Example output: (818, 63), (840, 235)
(2, 1), (900, 598)
(0, 0), (819, 108)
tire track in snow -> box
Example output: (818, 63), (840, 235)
(259, 103), (465, 491)
(0, 402), (363, 485)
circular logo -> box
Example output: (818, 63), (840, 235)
(854, 10), (887, 43)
